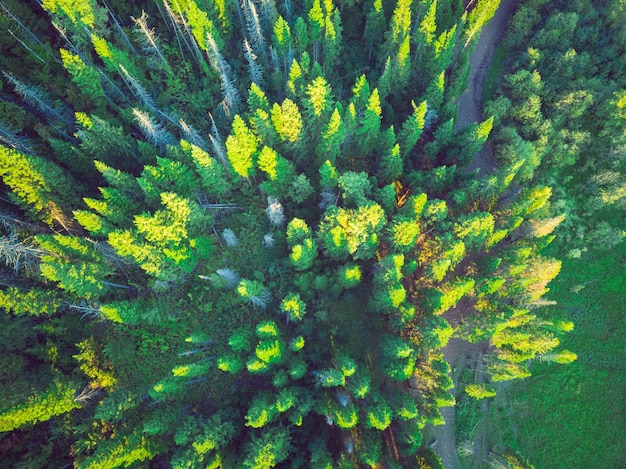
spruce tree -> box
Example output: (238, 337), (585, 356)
(0, 1), (578, 467)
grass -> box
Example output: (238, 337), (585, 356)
(452, 242), (626, 468)
(486, 242), (626, 468)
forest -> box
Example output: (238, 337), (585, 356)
(0, 0), (623, 468)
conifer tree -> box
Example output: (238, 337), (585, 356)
(60, 48), (105, 102)
(0, 380), (79, 432)
(271, 98), (303, 142)
(0, 1), (578, 466)
(0, 146), (77, 228)
(226, 115), (259, 179)
(243, 426), (291, 469)
(364, 0), (386, 61)
(383, 0), (413, 87)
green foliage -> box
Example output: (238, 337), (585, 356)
(37, 234), (116, 298)
(237, 279), (271, 308)
(0, 0), (583, 467)
(389, 217), (421, 251)
(280, 293), (307, 321)
(380, 334), (416, 380)
(289, 237), (318, 271)
(0, 380), (79, 432)
(288, 174), (314, 203)
(42, 0), (98, 28)
(217, 354), (244, 374)
(464, 383), (496, 399)
(347, 371), (371, 398)
(395, 392), (419, 420)
(0, 146), (77, 226)
(399, 101), (427, 157)
(256, 321), (280, 339)
(0, 287), (61, 316)
(334, 402), (359, 429)
(319, 203), (385, 260)
(338, 171), (372, 207)
(243, 427), (291, 468)
(314, 368), (346, 387)
(94, 390), (137, 422)
(226, 116), (258, 178)
(77, 430), (154, 469)
(337, 263), (362, 288)
(107, 192), (212, 279)
(181, 141), (229, 198)
(60, 49), (104, 101)
(255, 339), (283, 364)
(272, 99), (303, 142)
(75, 337), (116, 389)
(246, 396), (277, 428)
(365, 396), (393, 430)
(453, 212), (495, 249)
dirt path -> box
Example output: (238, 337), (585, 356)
(429, 2), (519, 468)
(425, 303), (489, 469)
(456, 0), (519, 174)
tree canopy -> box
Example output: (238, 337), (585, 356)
(0, 0), (589, 467)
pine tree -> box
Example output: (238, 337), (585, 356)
(465, 383), (496, 399)
(181, 140), (229, 198)
(365, 395), (393, 430)
(322, 0), (342, 72)
(0, 146), (77, 228)
(305, 75), (332, 119)
(226, 115), (259, 179)
(316, 107), (345, 163)
(364, 0), (386, 60)
(237, 279), (272, 308)
(0, 287), (61, 316)
(60, 49), (105, 102)
(36, 234), (122, 299)
(358, 88), (383, 150)
(271, 98), (303, 142)
(108, 192), (212, 279)
(463, 0), (501, 48)
(389, 216), (420, 252)
(280, 292), (307, 321)
(337, 263), (362, 288)
(378, 140), (403, 185)
(41, 0), (98, 29)
(258, 146), (296, 196)
(337, 171), (372, 207)
(398, 100), (427, 159)
(273, 15), (293, 71)
(77, 430), (154, 469)
(383, 0), (413, 87)
(453, 212), (495, 249)
(308, 0), (325, 63)
(319, 204), (386, 260)
(0, 380), (79, 432)
(73, 113), (139, 172)
(242, 426), (291, 468)
(380, 334), (416, 380)
(0, 1), (579, 466)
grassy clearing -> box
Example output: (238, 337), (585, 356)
(488, 242), (626, 468)
(510, 245), (626, 468)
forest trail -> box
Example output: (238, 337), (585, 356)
(430, 1), (519, 468)
(455, 0), (519, 173)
